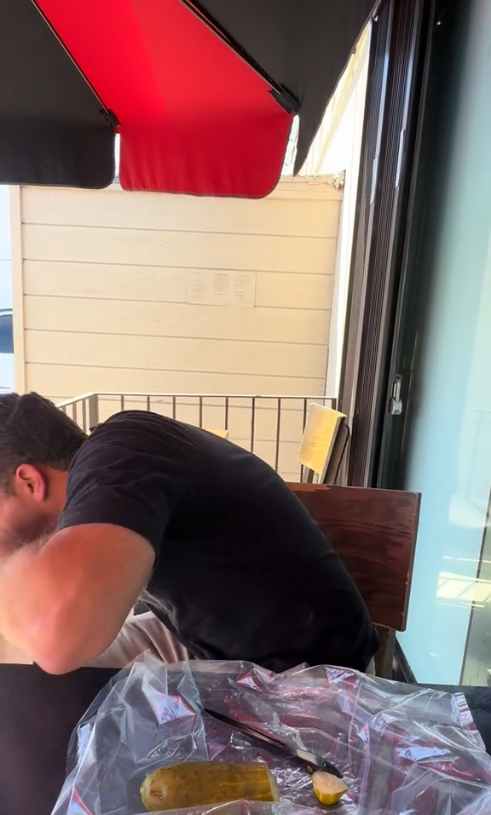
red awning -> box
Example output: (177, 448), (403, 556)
(36, 0), (293, 197)
(1, 0), (375, 195)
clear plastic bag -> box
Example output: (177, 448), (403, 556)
(51, 655), (491, 815)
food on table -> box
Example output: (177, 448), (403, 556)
(140, 760), (280, 812)
(311, 771), (348, 806)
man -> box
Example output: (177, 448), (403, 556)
(0, 392), (379, 674)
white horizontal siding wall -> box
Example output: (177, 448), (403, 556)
(12, 178), (342, 479)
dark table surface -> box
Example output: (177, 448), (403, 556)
(1, 664), (491, 815)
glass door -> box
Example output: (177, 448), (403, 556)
(377, 0), (491, 684)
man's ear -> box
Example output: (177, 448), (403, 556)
(14, 464), (48, 502)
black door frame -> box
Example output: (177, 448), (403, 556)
(338, 0), (435, 487)
(375, 0), (470, 491)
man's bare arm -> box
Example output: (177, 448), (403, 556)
(0, 524), (155, 674)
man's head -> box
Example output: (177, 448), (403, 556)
(0, 393), (87, 547)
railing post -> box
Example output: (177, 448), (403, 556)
(87, 394), (99, 431)
(250, 397), (256, 453)
(274, 398), (282, 472)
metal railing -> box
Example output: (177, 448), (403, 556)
(58, 392), (336, 481)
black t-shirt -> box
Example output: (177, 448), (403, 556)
(57, 411), (379, 672)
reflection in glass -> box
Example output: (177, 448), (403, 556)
(397, 0), (491, 684)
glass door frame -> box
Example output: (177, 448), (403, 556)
(338, 0), (435, 487)
(376, 0), (468, 492)
(375, 0), (480, 681)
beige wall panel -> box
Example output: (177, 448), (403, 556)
(24, 296), (330, 347)
(21, 184), (341, 238)
(24, 261), (333, 311)
(27, 364), (325, 400)
(25, 331), (326, 380)
(23, 223), (337, 275)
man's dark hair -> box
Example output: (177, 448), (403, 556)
(0, 392), (87, 491)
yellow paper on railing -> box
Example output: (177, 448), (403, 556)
(299, 403), (346, 479)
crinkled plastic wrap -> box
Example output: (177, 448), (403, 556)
(51, 655), (491, 815)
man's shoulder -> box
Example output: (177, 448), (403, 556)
(89, 410), (194, 440)
(90, 411), (239, 452)
(90, 409), (169, 433)
(81, 409), (276, 484)
(78, 410), (218, 469)
(67, 410), (202, 488)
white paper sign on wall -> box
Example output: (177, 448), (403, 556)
(186, 270), (256, 308)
